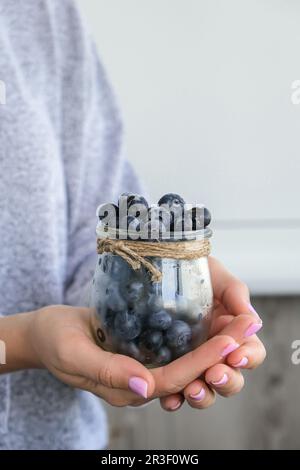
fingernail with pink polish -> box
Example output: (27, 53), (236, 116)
(190, 388), (205, 402)
(170, 400), (182, 411)
(221, 342), (239, 357)
(211, 373), (229, 386)
(232, 357), (248, 368)
(248, 303), (261, 320)
(129, 377), (148, 398)
(244, 322), (263, 338)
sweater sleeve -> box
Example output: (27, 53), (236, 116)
(59, 9), (144, 306)
(0, 315), (9, 435)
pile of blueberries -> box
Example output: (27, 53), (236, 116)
(97, 192), (211, 240)
(94, 193), (211, 366)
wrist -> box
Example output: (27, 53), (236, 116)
(22, 311), (44, 369)
(0, 311), (43, 373)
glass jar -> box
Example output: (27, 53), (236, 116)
(89, 225), (213, 367)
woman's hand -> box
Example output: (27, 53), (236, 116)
(0, 301), (262, 411)
(28, 305), (254, 409)
(2, 259), (264, 411)
(159, 257), (266, 411)
(29, 305), (156, 407)
(29, 255), (265, 410)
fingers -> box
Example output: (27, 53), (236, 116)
(151, 334), (239, 396)
(226, 337), (266, 370)
(164, 363), (246, 410)
(56, 335), (155, 399)
(87, 383), (150, 407)
(152, 313), (262, 396)
(209, 313), (234, 337)
(209, 257), (260, 319)
(160, 380), (217, 411)
(160, 394), (185, 412)
(215, 313), (263, 346)
(205, 364), (245, 397)
(183, 379), (216, 409)
(54, 369), (151, 407)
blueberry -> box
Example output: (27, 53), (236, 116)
(105, 284), (126, 312)
(165, 320), (192, 348)
(148, 310), (172, 331)
(148, 205), (171, 231)
(155, 346), (172, 365)
(158, 193), (185, 208)
(140, 330), (163, 352)
(119, 215), (141, 231)
(173, 214), (193, 233)
(118, 193), (148, 218)
(130, 299), (148, 318)
(158, 193), (185, 231)
(119, 215), (142, 239)
(147, 293), (164, 313)
(97, 203), (119, 228)
(114, 310), (142, 340)
(126, 193), (149, 210)
(141, 219), (166, 240)
(118, 341), (145, 362)
(127, 195), (149, 222)
(129, 204), (149, 224)
(124, 281), (144, 305)
(172, 343), (191, 359)
(109, 256), (132, 281)
(189, 206), (211, 230)
(203, 207), (211, 227)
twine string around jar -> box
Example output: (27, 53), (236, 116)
(97, 237), (211, 283)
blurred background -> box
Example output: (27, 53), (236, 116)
(77, 0), (300, 449)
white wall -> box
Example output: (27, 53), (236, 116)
(77, 0), (300, 294)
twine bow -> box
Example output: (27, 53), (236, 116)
(97, 238), (211, 283)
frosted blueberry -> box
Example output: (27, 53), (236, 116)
(158, 193), (185, 208)
(124, 281), (144, 305)
(188, 206), (211, 229)
(165, 320), (192, 348)
(147, 293), (164, 313)
(118, 341), (145, 362)
(158, 193), (185, 231)
(97, 203), (119, 228)
(140, 330), (163, 352)
(141, 219), (166, 240)
(114, 310), (142, 341)
(105, 284), (126, 312)
(155, 346), (172, 365)
(148, 310), (172, 331)
(109, 256), (132, 281)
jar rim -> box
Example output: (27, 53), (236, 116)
(96, 224), (213, 242)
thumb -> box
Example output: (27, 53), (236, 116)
(69, 337), (155, 399)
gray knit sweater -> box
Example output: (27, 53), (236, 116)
(0, 0), (142, 449)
